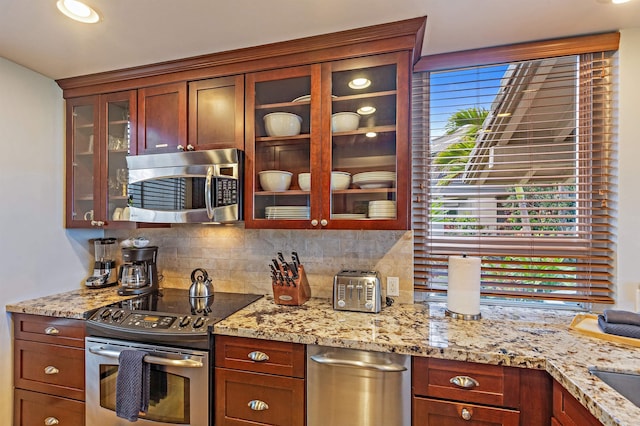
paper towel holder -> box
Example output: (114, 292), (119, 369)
(445, 309), (481, 321)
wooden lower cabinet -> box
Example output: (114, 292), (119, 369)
(552, 380), (602, 426)
(414, 397), (520, 426)
(14, 389), (85, 426)
(215, 368), (305, 425)
(215, 335), (306, 426)
(412, 357), (552, 426)
(12, 314), (86, 426)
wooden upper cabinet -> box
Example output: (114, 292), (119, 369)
(244, 52), (411, 230)
(188, 75), (244, 151)
(137, 82), (187, 154)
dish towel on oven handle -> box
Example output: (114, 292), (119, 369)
(116, 349), (150, 421)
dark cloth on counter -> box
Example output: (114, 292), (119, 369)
(116, 349), (150, 422)
(598, 315), (640, 339)
(602, 309), (640, 326)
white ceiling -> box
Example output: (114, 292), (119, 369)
(1, 0), (639, 81)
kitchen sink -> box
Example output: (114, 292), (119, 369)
(588, 367), (640, 408)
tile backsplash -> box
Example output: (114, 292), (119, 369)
(108, 225), (414, 304)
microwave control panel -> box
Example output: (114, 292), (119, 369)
(215, 177), (238, 206)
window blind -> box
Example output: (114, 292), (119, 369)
(412, 43), (617, 304)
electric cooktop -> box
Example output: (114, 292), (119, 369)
(86, 288), (262, 349)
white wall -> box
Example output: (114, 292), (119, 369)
(0, 58), (101, 423)
(615, 27), (640, 311)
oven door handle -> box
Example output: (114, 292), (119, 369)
(88, 346), (204, 368)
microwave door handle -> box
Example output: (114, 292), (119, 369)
(88, 346), (204, 368)
(205, 166), (214, 220)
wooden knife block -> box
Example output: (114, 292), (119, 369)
(272, 264), (311, 306)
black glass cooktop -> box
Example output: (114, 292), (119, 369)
(113, 287), (262, 319)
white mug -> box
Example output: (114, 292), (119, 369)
(83, 210), (94, 221)
(112, 208), (123, 221)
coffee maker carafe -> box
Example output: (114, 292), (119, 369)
(118, 246), (159, 295)
(85, 238), (118, 288)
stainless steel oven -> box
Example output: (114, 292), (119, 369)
(85, 289), (262, 426)
(86, 337), (209, 426)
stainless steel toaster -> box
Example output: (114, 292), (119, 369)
(333, 270), (382, 313)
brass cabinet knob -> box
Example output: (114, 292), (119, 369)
(44, 417), (59, 425)
(44, 327), (59, 335)
(311, 219), (319, 226)
(461, 407), (472, 421)
(320, 219), (328, 226)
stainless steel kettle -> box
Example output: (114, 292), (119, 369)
(189, 268), (213, 298)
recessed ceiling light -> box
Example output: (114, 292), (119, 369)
(596, 0), (633, 3)
(357, 106), (376, 115)
(348, 78), (371, 90)
(56, 0), (101, 23)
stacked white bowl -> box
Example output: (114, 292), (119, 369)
(331, 171), (351, 190)
(264, 112), (302, 137)
(259, 170), (292, 191)
(368, 200), (396, 218)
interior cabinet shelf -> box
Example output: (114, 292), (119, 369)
(256, 134), (310, 143)
(255, 187), (396, 196)
(332, 125), (396, 137)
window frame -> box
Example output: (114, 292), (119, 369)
(412, 32), (620, 306)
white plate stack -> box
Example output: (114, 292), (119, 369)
(368, 200), (396, 218)
(352, 171), (396, 189)
(265, 206), (310, 219)
(332, 213), (367, 219)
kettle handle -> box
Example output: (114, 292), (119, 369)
(191, 268), (209, 283)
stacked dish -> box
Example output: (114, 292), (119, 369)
(332, 213), (367, 219)
(368, 200), (396, 219)
(352, 171), (396, 189)
(265, 206), (310, 220)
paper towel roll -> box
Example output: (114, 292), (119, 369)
(447, 255), (481, 317)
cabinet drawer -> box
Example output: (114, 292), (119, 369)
(13, 313), (85, 348)
(14, 388), (85, 426)
(413, 396), (520, 426)
(215, 335), (305, 377)
(413, 357), (520, 407)
(215, 368), (305, 426)
(552, 380), (601, 426)
(14, 340), (85, 400)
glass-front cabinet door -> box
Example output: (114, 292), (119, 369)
(322, 52), (409, 229)
(66, 91), (136, 228)
(245, 65), (321, 228)
(104, 91), (136, 227)
(67, 96), (99, 228)
(245, 52), (410, 230)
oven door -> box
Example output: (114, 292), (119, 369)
(85, 337), (210, 426)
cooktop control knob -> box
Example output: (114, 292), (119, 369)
(193, 317), (205, 329)
(100, 309), (112, 320)
(112, 310), (124, 321)
(179, 316), (191, 328)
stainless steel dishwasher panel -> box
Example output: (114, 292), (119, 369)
(306, 345), (411, 426)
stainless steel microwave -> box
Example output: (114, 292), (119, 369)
(125, 148), (242, 223)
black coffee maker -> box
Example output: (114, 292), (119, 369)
(117, 246), (159, 295)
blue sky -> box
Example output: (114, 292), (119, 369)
(429, 64), (509, 139)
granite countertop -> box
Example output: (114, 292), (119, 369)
(5, 287), (135, 319)
(7, 291), (640, 425)
(214, 297), (640, 426)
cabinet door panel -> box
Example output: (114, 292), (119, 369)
(14, 389), (85, 426)
(215, 368), (305, 426)
(14, 340), (85, 400)
(13, 313), (85, 347)
(552, 380), (601, 426)
(189, 75), (244, 150)
(138, 82), (187, 154)
(413, 397), (520, 426)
